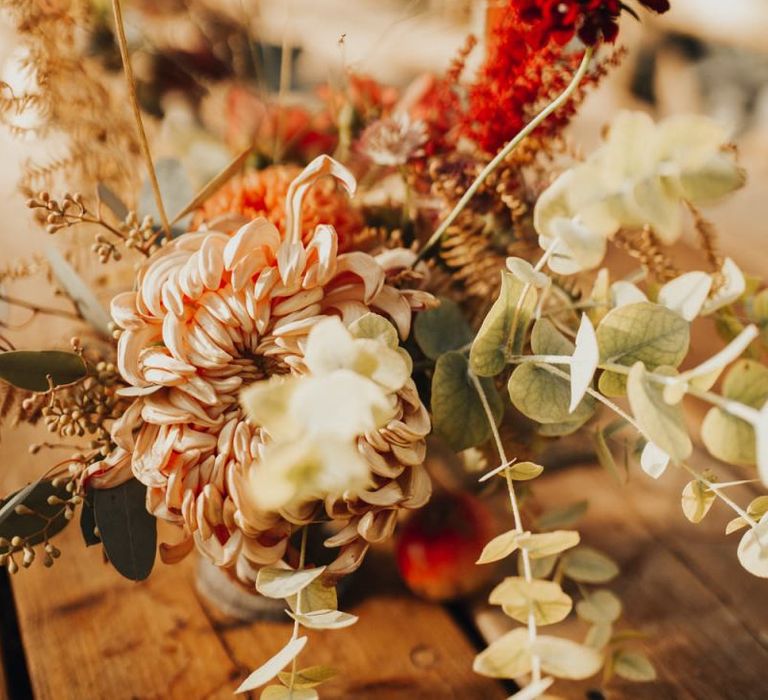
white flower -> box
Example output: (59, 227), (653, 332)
(359, 113), (427, 167)
(534, 111), (744, 273)
(239, 317), (411, 511)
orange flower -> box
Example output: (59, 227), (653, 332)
(193, 164), (364, 252)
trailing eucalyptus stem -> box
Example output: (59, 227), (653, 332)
(288, 526), (309, 695)
(110, 0), (171, 237)
(414, 47), (594, 265)
(469, 371), (542, 684)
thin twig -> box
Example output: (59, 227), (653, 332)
(414, 47), (593, 264)
(111, 0), (171, 237)
(0, 294), (82, 321)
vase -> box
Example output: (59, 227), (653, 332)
(194, 556), (285, 622)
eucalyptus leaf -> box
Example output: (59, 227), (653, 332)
(596, 302), (689, 370)
(0, 350), (86, 392)
(287, 609), (358, 630)
(477, 530), (520, 564)
(0, 480), (71, 548)
(470, 272), (537, 377)
(277, 666), (337, 690)
(508, 461), (544, 481)
(561, 546), (619, 583)
(489, 577), (572, 626)
(681, 480), (716, 523)
(532, 635), (602, 680)
(701, 360), (768, 467)
(576, 589), (622, 624)
(473, 628), (532, 679)
(413, 298), (473, 360)
(518, 530), (580, 559)
(97, 182), (129, 221)
(612, 650), (657, 682)
(236, 636), (308, 693)
(737, 514), (768, 577)
(260, 687), (318, 700)
(139, 158), (194, 235)
(256, 566), (327, 599)
(286, 579), (337, 613)
(45, 247), (111, 337)
(535, 501), (589, 530)
(93, 478), (157, 581)
(431, 352), (502, 452)
(585, 622), (613, 650)
(508, 363), (594, 427)
(627, 362), (692, 462)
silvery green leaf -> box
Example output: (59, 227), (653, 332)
(45, 247), (111, 337)
(658, 271), (712, 321)
(640, 441), (670, 479)
(570, 314), (598, 413)
(256, 566), (326, 599)
(235, 636), (308, 693)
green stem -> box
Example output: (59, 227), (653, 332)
(469, 371), (541, 684)
(414, 47), (593, 265)
(288, 527), (309, 696)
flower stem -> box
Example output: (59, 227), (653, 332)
(288, 526), (309, 696)
(111, 0), (171, 238)
(414, 47), (593, 264)
(469, 371), (541, 684)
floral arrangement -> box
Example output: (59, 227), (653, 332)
(1, 0), (766, 698)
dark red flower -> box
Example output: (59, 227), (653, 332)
(518, 0), (670, 47)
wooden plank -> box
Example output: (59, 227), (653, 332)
(203, 549), (508, 700)
(10, 520), (504, 699)
(472, 463), (768, 700)
(11, 523), (240, 700)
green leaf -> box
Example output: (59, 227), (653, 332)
(431, 352), (502, 452)
(561, 546), (619, 583)
(256, 566), (327, 599)
(508, 363), (595, 426)
(489, 577), (573, 626)
(532, 635), (603, 680)
(139, 158), (194, 235)
(45, 247), (111, 337)
(413, 298), (473, 360)
(519, 530), (580, 559)
(737, 514), (768, 577)
(477, 530), (520, 564)
(286, 579), (337, 613)
(93, 478), (157, 581)
(349, 313), (399, 348)
(97, 182), (129, 221)
(613, 650), (657, 682)
(585, 622), (613, 650)
(702, 359), (768, 467)
(535, 501), (588, 530)
(681, 480), (716, 523)
(627, 362), (692, 462)
(598, 370), (627, 397)
(277, 666), (337, 690)
(508, 461), (544, 481)
(594, 429), (623, 484)
(0, 480), (71, 549)
(520, 553), (558, 579)
(236, 636), (308, 693)
(0, 351), (86, 392)
(287, 608), (357, 630)
(596, 302), (690, 370)
(576, 589), (622, 624)
(473, 628), (532, 679)
(470, 272), (537, 377)
(531, 318), (574, 356)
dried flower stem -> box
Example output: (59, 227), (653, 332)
(470, 371), (542, 684)
(110, 0), (171, 238)
(414, 47), (593, 264)
(0, 293), (82, 321)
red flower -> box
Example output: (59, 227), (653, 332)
(519, 0), (670, 47)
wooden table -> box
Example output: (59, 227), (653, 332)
(1, 452), (766, 699)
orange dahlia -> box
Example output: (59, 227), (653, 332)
(193, 164), (365, 253)
(89, 157), (432, 581)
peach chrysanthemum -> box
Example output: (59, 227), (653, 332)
(89, 156), (432, 580)
(193, 164), (364, 253)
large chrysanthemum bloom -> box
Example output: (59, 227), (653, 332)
(192, 164), (365, 253)
(89, 156), (432, 580)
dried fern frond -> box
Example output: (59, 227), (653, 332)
(613, 227), (680, 283)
